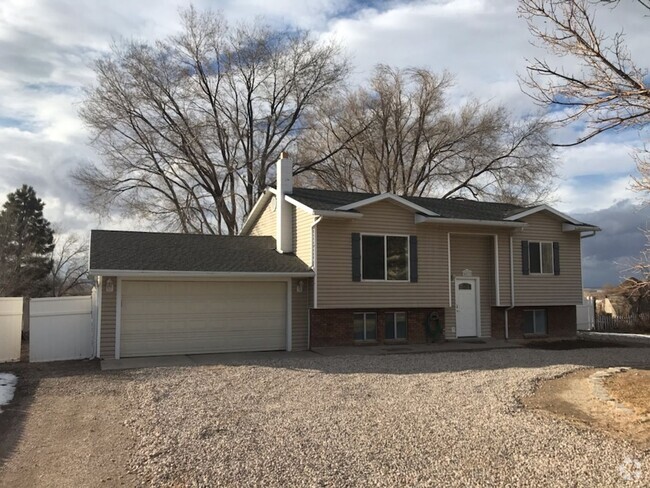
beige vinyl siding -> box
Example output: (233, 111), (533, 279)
(100, 276), (117, 359)
(513, 212), (583, 305)
(292, 278), (312, 351)
(293, 207), (314, 266)
(315, 200), (514, 312)
(496, 233), (513, 307)
(447, 235), (494, 337)
(316, 201), (444, 308)
(248, 196), (277, 237)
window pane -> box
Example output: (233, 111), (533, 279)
(529, 242), (541, 273)
(396, 312), (407, 339)
(353, 313), (365, 340)
(385, 313), (395, 340)
(387, 236), (408, 280)
(365, 313), (377, 340)
(362, 236), (385, 280)
(534, 310), (547, 334)
(541, 243), (553, 274)
(523, 310), (535, 334)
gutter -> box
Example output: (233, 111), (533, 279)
(308, 215), (323, 350)
(88, 270), (315, 279)
(415, 215), (527, 228)
(581, 231), (598, 239)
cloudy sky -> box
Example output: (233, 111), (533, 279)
(0, 0), (648, 287)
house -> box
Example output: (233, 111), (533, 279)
(89, 156), (600, 359)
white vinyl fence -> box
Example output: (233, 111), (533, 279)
(0, 297), (23, 362)
(577, 297), (595, 331)
(29, 296), (93, 362)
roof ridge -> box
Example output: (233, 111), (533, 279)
(291, 187), (526, 209)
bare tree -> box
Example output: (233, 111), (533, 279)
(519, 0), (650, 145)
(299, 65), (556, 204)
(519, 0), (650, 284)
(75, 7), (350, 234)
(50, 233), (89, 297)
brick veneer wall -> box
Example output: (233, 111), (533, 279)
(310, 308), (445, 347)
(491, 306), (576, 339)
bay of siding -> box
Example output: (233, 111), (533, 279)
(513, 213), (583, 306)
(248, 196), (277, 237)
(293, 207), (313, 266)
(100, 276), (117, 359)
(292, 278), (311, 351)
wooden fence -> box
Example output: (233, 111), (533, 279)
(595, 312), (650, 333)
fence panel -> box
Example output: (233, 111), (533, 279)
(0, 298), (23, 362)
(577, 297), (595, 331)
(29, 296), (93, 362)
(594, 312), (650, 333)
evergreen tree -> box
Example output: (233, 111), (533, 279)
(0, 185), (54, 297)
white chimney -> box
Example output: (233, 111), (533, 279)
(276, 152), (293, 253)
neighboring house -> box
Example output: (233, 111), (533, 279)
(596, 297), (618, 317)
(89, 157), (600, 359)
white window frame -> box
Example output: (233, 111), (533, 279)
(524, 309), (548, 335)
(528, 241), (554, 275)
(360, 233), (410, 282)
(385, 311), (408, 340)
(353, 312), (377, 342)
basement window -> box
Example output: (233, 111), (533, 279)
(523, 309), (547, 335)
(385, 312), (407, 340)
(354, 312), (377, 341)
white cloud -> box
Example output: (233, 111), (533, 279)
(0, 0), (647, 265)
(556, 139), (639, 179)
(554, 175), (636, 214)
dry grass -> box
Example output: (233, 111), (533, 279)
(605, 369), (650, 416)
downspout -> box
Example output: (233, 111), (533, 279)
(307, 216), (322, 350)
(581, 231), (597, 239)
(505, 234), (516, 340)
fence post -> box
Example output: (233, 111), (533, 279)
(22, 297), (30, 340)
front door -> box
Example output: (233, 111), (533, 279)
(455, 278), (479, 337)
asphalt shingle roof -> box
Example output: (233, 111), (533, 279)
(90, 230), (311, 274)
(289, 187), (527, 221)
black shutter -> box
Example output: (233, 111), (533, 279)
(553, 241), (560, 275)
(409, 235), (418, 282)
(352, 233), (361, 282)
(521, 240), (530, 275)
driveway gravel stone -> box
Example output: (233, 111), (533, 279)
(123, 348), (650, 487)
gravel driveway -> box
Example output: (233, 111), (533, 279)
(1, 348), (649, 487)
(123, 348), (649, 487)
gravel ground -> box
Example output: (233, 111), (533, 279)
(123, 348), (650, 487)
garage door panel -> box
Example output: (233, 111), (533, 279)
(120, 281), (287, 357)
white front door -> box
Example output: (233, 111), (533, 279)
(455, 278), (479, 337)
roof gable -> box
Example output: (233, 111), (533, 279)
(245, 187), (598, 229)
(504, 205), (583, 225)
(334, 193), (438, 216)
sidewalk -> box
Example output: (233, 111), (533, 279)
(101, 339), (525, 370)
(312, 339), (524, 356)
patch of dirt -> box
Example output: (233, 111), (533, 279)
(0, 361), (137, 488)
(605, 369), (650, 417)
(525, 339), (628, 350)
(524, 368), (650, 450)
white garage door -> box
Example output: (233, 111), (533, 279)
(120, 280), (287, 357)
